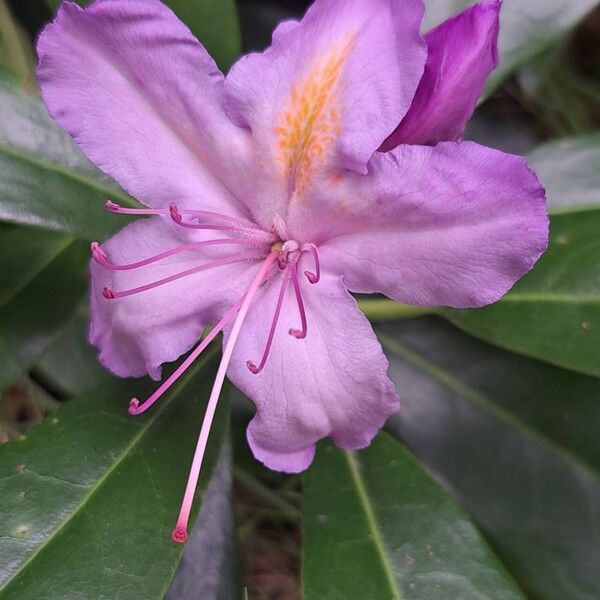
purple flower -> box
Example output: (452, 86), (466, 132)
(37, 0), (548, 542)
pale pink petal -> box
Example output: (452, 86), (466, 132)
(289, 142), (548, 308)
(222, 0), (426, 226)
(37, 0), (249, 217)
(225, 272), (399, 472)
(90, 217), (264, 379)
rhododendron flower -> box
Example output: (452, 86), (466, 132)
(37, 0), (548, 542)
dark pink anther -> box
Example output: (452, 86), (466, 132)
(289, 261), (307, 339)
(103, 285), (115, 299)
(91, 241), (107, 262)
(247, 268), (291, 374)
(303, 243), (320, 284)
(169, 202), (183, 223)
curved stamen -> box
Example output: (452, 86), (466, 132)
(169, 203), (274, 242)
(289, 261), (308, 339)
(247, 267), (291, 374)
(172, 250), (280, 544)
(105, 200), (163, 215)
(302, 243), (320, 284)
(128, 295), (245, 416)
(103, 252), (264, 299)
(91, 239), (260, 271)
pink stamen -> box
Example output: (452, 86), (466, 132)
(102, 253), (264, 299)
(289, 261), (308, 339)
(105, 200), (163, 215)
(169, 203), (273, 242)
(128, 296), (245, 416)
(171, 250), (280, 544)
(303, 243), (320, 284)
(91, 239), (260, 272)
(247, 267), (291, 374)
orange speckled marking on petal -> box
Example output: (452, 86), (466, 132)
(276, 36), (355, 195)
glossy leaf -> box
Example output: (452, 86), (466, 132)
(45, 0), (241, 71)
(527, 132), (600, 211)
(303, 432), (524, 600)
(0, 350), (230, 599)
(0, 70), (137, 240)
(0, 227), (88, 390)
(381, 318), (600, 599)
(443, 206), (600, 377)
(35, 310), (114, 397)
(422, 0), (598, 96)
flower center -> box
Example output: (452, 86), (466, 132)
(94, 200), (321, 544)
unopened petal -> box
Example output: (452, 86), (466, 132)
(382, 0), (501, 149)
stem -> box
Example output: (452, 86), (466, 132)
(358, 298), (435, 322)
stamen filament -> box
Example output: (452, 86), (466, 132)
(303, 243), (320, 284)
(247, 267), (291, 374)
(91, 239), (260, 271)
(128, 296), (245, 416)
(105, 200), (164, 215)
(172, 250), (280, 544)
(169, 203), (273, 242)
(103, 253), (264, 299)
(289, 261), (308, 339)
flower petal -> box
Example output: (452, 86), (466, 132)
(382, 0), (501, 149)
(37, 0), (247, 216)
(291, 142), (548, 308)
(225, 272), (399, 473)
(90, 217), (262, 379)
(222, 0), (426, 224)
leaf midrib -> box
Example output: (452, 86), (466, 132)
(0, 347), (218, 592)
(378, 333), (599, 482)
(343, 450), (402, 600)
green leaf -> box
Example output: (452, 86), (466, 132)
(0, 227), (88, 390)
(0, 350), (230, 599)
(527, 132), (600, 211)
(302, 432), (524, 600)
(0, 70), (137, 240)
(422, 0), (598, 96)
(46, 0), (241, 71)
(35, 309), (114, 397)
(0, 1), (36, 82)
(443, 206), (600, 377)
(380, 318), (600, 599)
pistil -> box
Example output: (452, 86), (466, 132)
(171, 250), (280, 543)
